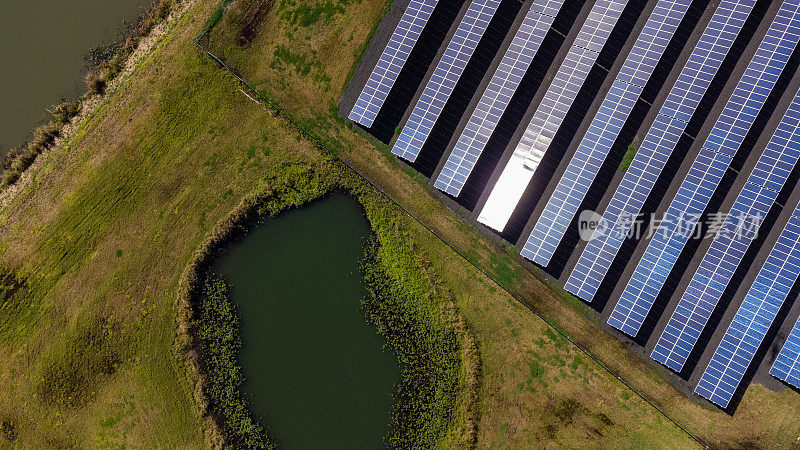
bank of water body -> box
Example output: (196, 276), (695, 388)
(212, 192), (399, 448)
(0, 0), (152, 157)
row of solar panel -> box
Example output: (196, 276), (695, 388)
(433, 0), (567, 195)
(350, 0), (439, 127)
(566, 0), (761, 303)
(349, 0), (800, 408)
(612, 1), (800, 344)
(477, 0), (630, 232)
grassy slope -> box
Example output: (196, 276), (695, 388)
(0, 0), (790, 448)
(206, 0), (800, 447)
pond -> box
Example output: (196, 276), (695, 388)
(1, 0), (152, 157)
(213, 192), (399, 448)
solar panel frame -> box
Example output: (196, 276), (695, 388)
(392, 0), (502, 162)
(522, 0), (695, 265)
(433, 0), (567, 196)
(349, 0), (439, 127)
(565, 0), (759, 302)
(477, 0), (629, 232)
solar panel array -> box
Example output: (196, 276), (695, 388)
(521, 0), (695, 265)
(477, 0), (629, 232)
(349, 0), (439, 127)
(772, 299), (800, 388)
(392, 0), (502, 162)
(565, 0), (758, 302)
(689, 88), (800, 407)
(611, 2), (800, 343)
(433, 0), (566, 196)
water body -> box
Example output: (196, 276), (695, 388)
(1, 0), (152, 157)
(214, 192), (399, 448)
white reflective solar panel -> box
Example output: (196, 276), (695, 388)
(433, 0), (567, 196)
(478, 0), (628, 232)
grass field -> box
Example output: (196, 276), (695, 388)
(0, 0), (795, 447)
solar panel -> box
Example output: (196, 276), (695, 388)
(521, 0), (695, 265)
(433, 0), (567, 196)
(478, 0), (629, 232)
(616, 3), (800, 339)
(696, 211), (800, 407)
(393, 0), (502, 162)
(772, 294), (800, 389)
(349, 0), (439, 127)
(565, 0), (759, 302)
(690, 91), (800, 408)
(645, 3), (800, 371)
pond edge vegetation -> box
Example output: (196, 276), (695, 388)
(176, 156), (481, 448)
(0, 0), (188, 192)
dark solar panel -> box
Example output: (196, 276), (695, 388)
(772, 281), (800, 388)
(690, 87), (800, 407)
(644, 2), (800, 371)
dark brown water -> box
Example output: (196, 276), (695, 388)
(214, 193), (399, 448)
(1, 0), (152, 157)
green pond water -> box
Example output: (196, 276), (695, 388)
(214, 192), (400, 448)
(2, 0), (152, 157)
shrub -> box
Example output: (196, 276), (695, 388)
(31, 122), (60, 149)
(361, 238), (462, 447)
(620, 143), (637, 172)
(48, 100), (82, 126)
(85, 72), (107, 96)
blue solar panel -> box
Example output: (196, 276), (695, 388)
(645, 3), (800, 371)
(522, 0), (694, 264)
(565, 0), (759, 302)
(478, 0), (629, 232)
(772, 296), (800, 389)
(350, 0), (439, 127)
(393, 0), (502, 162)
(691, 92), (800, 408)
(433, 0), (566, 196)
(696, 210), (800, 407)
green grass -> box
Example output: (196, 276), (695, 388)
(620, 142), (638, 172)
